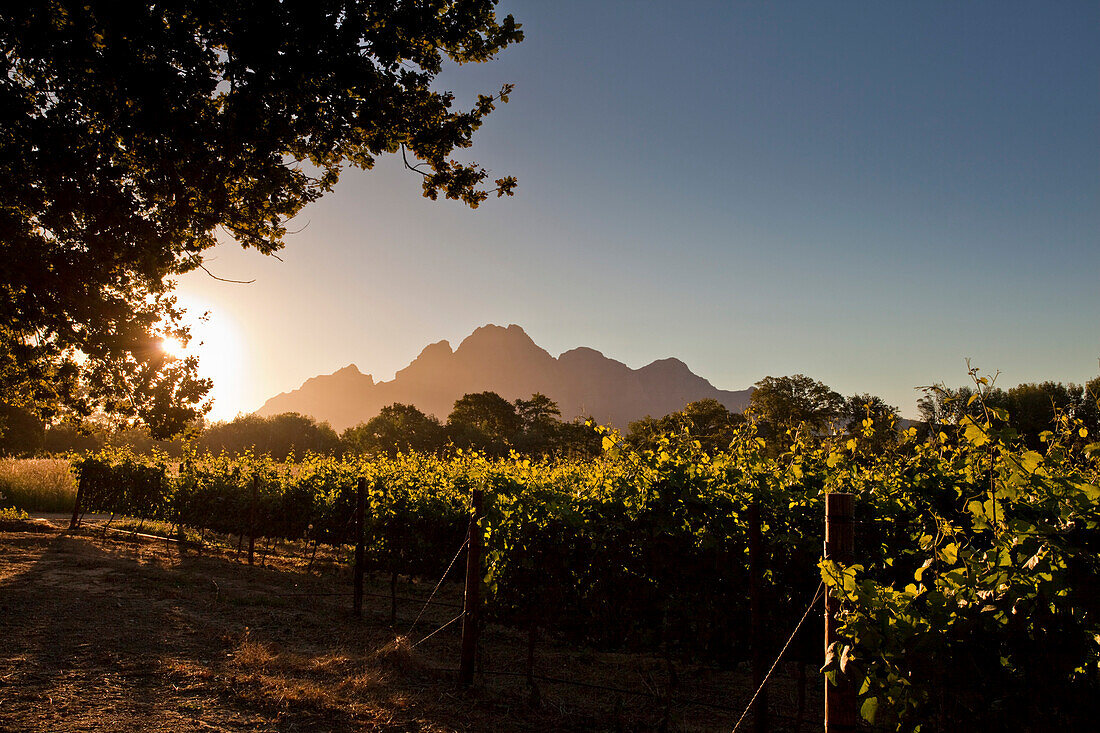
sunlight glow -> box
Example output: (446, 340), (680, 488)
(169, 294), (246, 422)
(159, 335), (187, 359)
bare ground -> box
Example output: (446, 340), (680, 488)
(0, 519), (822, 732)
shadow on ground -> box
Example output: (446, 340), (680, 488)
(0, 526), (819, 732)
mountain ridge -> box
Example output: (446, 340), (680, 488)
(256, 324), (753, 430)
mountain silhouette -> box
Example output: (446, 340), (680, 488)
(256, 324), (753, 430)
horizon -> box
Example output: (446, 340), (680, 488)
(169, 0), (1098, 423)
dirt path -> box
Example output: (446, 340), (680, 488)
(0, 523), (820, 732)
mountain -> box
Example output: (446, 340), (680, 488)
(256, 324), (753, 430)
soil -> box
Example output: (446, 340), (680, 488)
(0, 519), (822, 732)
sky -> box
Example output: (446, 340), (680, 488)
(176, 0), (1100, 422)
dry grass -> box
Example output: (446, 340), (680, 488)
(220, 629), (399, 722)
(0, 457), (78, 512)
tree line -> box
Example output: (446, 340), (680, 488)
(3, 372), (1097, 459)
(0, 391), (600, 460)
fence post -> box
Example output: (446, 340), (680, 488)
(748, 500), (769, 733)
(69, 473), (86, 530)
(353, 476), (366, 618)
(825, 492), (857, 733)
(459, 488), (484, 686)
(247, 475), (257, 566)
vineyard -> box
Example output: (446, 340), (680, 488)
(65, 405), (1100, 732)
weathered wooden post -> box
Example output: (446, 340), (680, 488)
(459, 488), (484, 686)
(69, 473), (86, 530)
(748, 500), (769, 733)
(825, 492), (857, 732)
(353, 476), (366, 618)
(247, 475), (258, 566)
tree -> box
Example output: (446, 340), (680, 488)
(42, 422), (103, 455)
(1, 1), (522, 436)
(342, 403), (444, 456)
(513, 392), (562, 454)
(747, 374), (843, 436)
(626, 398), (745, 454)
(678, 398), (746, 451)
(920, 378), (1100, 449)
(842, 393), (899, 452)
(0, 403), (45, 457)
(447, 391), (520, 455)
(200, 412), (340, 460)
(997, 382), (1082, 449)
(1081, 376), (1100, 437)
(917, 385), (979, 429)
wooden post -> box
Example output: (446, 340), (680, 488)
(69, 473), (86, 530)
(459, 488), (483, 686)
(353, 477), (366, 618)
(825, 492), (857, 733)
(748, 500), (769, 733)
(247, 475), (257, 566)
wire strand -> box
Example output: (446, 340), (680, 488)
(731, 581), (825, 732)
(411, 611), (466, 648)
(406, 534), (469, 637)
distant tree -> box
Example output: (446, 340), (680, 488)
(342, 404), (445, 456)
(679, 399), (746, 450)
(918, 378), (1100, 449)
(447, 392), (521, 455)
(625, 415), (665, 452)
(917, 385), (980, 429)
(103, 424), (192, 459)
(627, 398), (745, 454)
(842, 393), (899, 451)
(42, 421), (104, 454)
(747, 375), (843, 436)
(200, 413), (339, 460)
(995, 383), (1081, 449)
(1082, 376), (1100, 436)
(555, 418), (603, 457)
(513, 393), (562, 454)
(0, 403), (45, 456)
(38, 418), (194, 456)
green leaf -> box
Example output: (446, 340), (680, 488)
(963, 421), (989, 447)
(914, 558), (934, 582)
(861, 696), (879, 723)
(1019, 451), (1042, 473)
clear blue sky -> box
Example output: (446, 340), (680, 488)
(178, 0), (1100, 421)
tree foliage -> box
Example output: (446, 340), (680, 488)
(918, 378), (1100, 449)
(0, 403), (45, 456)
(446, 390), (522, 455)
(342, 403), (445, 456)
(748, 374), (844, 436)
(1, 0), (522, 435)
(627, 398), (745, 454)
(199, 412), (340, 460)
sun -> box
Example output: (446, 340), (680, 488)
(159, 335), (188, 359)
(161, 295), (245, 422)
